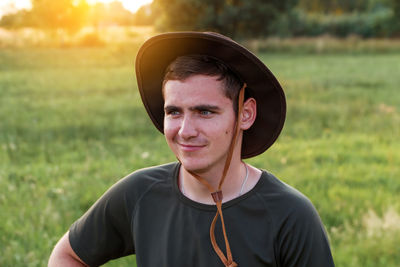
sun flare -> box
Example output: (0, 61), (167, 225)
(0, 0), (153, 17)
(87, 0), (153, 13)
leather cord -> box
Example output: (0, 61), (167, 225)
(186, 83), (246, 267)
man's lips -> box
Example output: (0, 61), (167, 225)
(178, 143), (206, 152)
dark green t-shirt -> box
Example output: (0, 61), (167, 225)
(69, 162), (334, 267)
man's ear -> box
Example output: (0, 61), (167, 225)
(240, 97), (257, 130)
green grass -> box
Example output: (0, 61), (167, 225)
(1, 46), (399, 266)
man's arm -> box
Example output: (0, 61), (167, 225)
(48, 231), (88, 267)
(278, 195), (335, 267)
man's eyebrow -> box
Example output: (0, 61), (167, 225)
(164, 105), (181, 112)
(164, 104), (222, 113)
(190, 105), (221, 111)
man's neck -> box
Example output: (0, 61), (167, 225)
(179, 159), (252, 204)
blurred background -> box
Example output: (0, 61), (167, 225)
(1, 0), (400, 46)
(0, 0), (399, 266)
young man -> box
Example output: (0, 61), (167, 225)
(49, 32), (334, 267)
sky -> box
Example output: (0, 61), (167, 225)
(0, 0), (153, 18)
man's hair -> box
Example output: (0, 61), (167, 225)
(162, 54), (243, 112)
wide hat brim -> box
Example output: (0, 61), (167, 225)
(135, 32), (286, 159)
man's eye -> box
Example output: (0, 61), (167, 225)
(165, 110), (180, 116)
(169, 111), (180, 115)
(199, 110), (212, 116)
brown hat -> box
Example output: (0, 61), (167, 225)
(135, 32), (286, 158)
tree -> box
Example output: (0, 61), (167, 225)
(387, 0), (400, 35)
(30, 0), (89, 34)
(297, 0), (370, 13)
(152, 0), (299, 38)
(88, 1), (134, 27)
(133, 4), (156, 26)
(0, 9), (34, 28)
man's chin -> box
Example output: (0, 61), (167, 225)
(178, 155), (227, 176)
(180, 162), (210, 175)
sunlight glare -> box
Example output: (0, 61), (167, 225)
(87, 0), (153, 13)
(0, 0), (152, 17)
(0, 0), (31, 17)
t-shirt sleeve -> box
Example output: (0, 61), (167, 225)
(69, 177), (136, 266)
(277, 195), (335, 267)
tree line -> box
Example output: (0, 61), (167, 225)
(1, 0), (399, 38)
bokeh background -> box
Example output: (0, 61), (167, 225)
(1, 0), (399, 266)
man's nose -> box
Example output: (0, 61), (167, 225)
(178, 115), (198, 139)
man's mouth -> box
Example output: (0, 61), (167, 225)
(178, 143), (206, 152)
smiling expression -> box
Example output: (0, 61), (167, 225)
(163, 75), (238, 174)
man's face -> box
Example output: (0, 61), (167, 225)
(163, 75), (236, 174)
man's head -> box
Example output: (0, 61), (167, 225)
(135, 32), (286, 158)
(162, 55), (258, 170)
(162, 55), (243, 110)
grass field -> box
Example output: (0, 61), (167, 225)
(1, 44), (399, 266)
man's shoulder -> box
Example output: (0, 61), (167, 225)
(107, 162), (178, 197)
(127, 162), (178, 180)
(257, 171), (319, 218)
